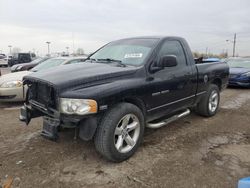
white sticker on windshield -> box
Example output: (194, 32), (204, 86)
(124, 53), (143, 58)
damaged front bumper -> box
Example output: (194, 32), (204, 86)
(19, 103), (98, 141)
(41, 116), (60, 141)
(19, 103), (42, 125)
(19, 104), (60, 140)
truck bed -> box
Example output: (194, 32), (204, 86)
(195, 62), (229, 93)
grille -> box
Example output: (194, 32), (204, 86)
(29, 82), (56, 108)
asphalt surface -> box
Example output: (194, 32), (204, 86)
(0, 68), (250, 188)
(0, 67), (10, 75)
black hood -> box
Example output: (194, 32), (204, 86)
(24, 62), (138, 91)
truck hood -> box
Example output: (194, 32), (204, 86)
(0, 71), (30, 85)
(24, 62), (139, 90)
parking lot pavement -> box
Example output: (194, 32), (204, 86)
(0, 88), (250, 188)
(0, 102), (23, 110)
(0, 67), (10, 75)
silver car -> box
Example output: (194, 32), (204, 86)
(0, 56), (86, 102)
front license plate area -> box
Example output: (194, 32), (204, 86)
(41, 116), (60, 141)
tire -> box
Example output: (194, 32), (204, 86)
(94, 103), (145, 162)
(196, 84), (220, 117)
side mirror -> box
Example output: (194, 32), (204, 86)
(159, 55), (178, 68)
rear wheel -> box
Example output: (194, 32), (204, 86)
(94, 103), (144, 162)
(196, 84), (220, 117)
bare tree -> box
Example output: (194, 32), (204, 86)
(193, 51), (228, 59)
(76, 48), (85, 55)
(12, 47), (22, 55)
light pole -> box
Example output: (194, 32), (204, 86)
(233, 33), (236, 57)
(8, 45), (12, 55)
(226, 33), (237, 57)
(66, 47), (69, 55)
(46, 41), (51, 56)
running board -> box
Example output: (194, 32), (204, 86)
(147, 109), (190, 129)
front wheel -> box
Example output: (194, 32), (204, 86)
(196, 84), (220, 117)
(94, 103), (145, 162)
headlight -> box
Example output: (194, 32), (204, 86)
(60, 98), (98, 115)
(16, 66), (23, 70)
(0, 80), (23, 88)
(242, 72), (250, 77)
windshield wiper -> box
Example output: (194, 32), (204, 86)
(97, 58), (126, 67)
(85, 57), (97, 62)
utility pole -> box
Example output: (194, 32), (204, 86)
(46, 42), (51, 56)
(226, 33), (237, 57)
(72, 32), (75, 55)
(46, 41), (51, 56)
(66, 47), (69, 55)
(233, 33), (236, 57)
(205, 47), (208, 58)
(8, 45), (12, 55)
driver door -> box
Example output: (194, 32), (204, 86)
(146, 40), (196, 117)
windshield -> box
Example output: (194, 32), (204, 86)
(90, 38), (159, 66)
(31, 58), (65, 72)
(29, 57), (43, 64)
(227, 59), (250, 68)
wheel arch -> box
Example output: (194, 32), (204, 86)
(121, 97), (147, 116)
(212, 78), (222, 91)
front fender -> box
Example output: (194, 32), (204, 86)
(60, 78), (147, 108)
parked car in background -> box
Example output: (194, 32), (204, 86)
(0, 60), (8, 67)
(226, 58), (250, 88)
(20, 36), (229, 162)
(11, 57), (50, 72)
(195, 57), (221, 64)
(0, 54), (6, 61)
(0, 54), (8, 67)
(0, 56), (86, 102)
(203, 58), (220, 63)
(8, 53), (36, 67)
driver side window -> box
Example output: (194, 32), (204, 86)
(157, 40), (187, 67)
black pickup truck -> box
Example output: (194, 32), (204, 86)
(8, 53), (36, 67)
(20, 36), (229, 162)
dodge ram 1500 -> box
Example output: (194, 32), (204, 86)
(20, 36), (229, 162)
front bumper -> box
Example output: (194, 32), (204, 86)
(0, 62), (8, 67)
(41, 116), (60, 140)
(0, 87), (25, 102)
(20, 102), (61, 124)
(20, 105), (60, 140)
(11, 69), (18, 73)
(228, 82), (250, 87)
(20, 103), (43, 124)
(20, 102), (99, 141)
(228, 78), (250, 88)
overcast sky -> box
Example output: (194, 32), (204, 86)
(0, 0), (250, 56)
